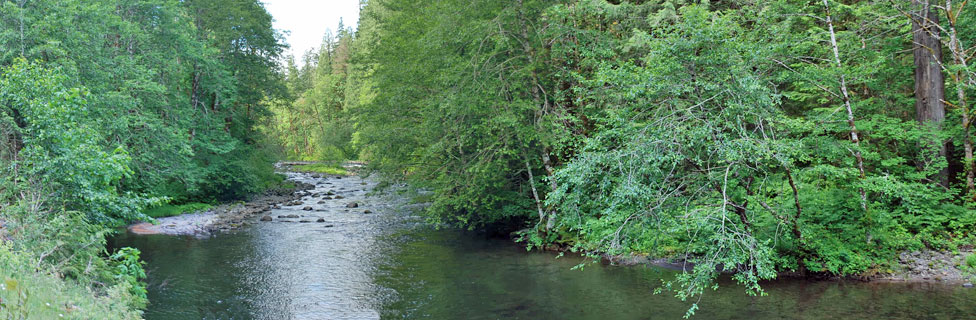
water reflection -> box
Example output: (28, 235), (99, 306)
(112, 173), (976, 320)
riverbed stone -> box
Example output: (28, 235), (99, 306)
(334, 195), (344, 199)
(965, 283), (974, 288)
(303, 206), (313, 211)
(260, 215), (272, 221)
(317, 201), (326, 204)
(363, 210), (372, 214)
(316, 218), (326, 223)
(299, 220), (311, 223)
(346, 203), (359, 208)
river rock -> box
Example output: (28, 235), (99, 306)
(260, 215), (272, 221)
(334, 195), (344, 199)
(346, 203), (359, 208)
(303, 206), (313, 211)
(323, 224), (334, 228)
(965, 283), (974, 288)
(278, 214), (299, 219)
(299, 220), (311, 223)
(317, 201), (326, 204)
(316, 218), (326, 223)
(326, 191), (336, 195)
(363, 210), (372, 214)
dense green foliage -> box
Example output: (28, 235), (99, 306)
(264, 0), (976, 315)
(144, 203), (213, 219)
(0, 0), (286, 317)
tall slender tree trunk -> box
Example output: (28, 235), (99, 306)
(516, 0), (558, 231)
(823, 0), (871, 240)
(911, 0), (948, 187)
(18, 0), (26, 56)
(943, 0), (976, 198)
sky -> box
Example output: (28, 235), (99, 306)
(262, 0), (361, 59)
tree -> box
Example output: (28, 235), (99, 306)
(911, 0), (948, 187)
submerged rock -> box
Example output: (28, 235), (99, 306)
(260, 215), (272, 222)
(303, 206), (313, 211)
(316, 218), (326, 223)
(346, 203), (359, 208)
(363, 210), (372, 214)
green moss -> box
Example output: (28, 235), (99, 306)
(143, 202), (213, 219)
(966, 254), (976, 269)
(291, 163), (349, 175)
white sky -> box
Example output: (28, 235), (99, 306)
(262, 0), (361, 59)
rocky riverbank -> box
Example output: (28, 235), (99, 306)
(128, 166), (320, 236)
(593, 249), (976, 286)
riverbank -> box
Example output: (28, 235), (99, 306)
(127, 164), (324, 236)
(562, 246), (976, 286)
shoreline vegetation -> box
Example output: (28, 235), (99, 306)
(3, 0), (976, 318)
(265, 0), (976, 315)
(2, 0), (287, 317)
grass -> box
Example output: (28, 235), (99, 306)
(291, 163), (349, 175)
(0, 245), (141, 319)
(143, 202), (213, 219)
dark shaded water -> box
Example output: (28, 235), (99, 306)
(112, 173), (976, 319)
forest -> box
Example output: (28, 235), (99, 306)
(0, 0), (286, 317)
(269, 0), (976, 315)
(1, 0), (976, 318)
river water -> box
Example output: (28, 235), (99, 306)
(112, 172), (976, 319)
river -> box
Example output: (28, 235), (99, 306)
(111, 172), (976, 319)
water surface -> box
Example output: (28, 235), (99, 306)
(112, 173), (976, 319)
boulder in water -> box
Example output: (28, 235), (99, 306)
(303, 206), (313, 211)
(316, 218), (326, 223)
(260, 215), (273, 222)
(346, 202), (359, 208)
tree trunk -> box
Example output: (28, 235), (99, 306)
(824, 0), (871, 241)
(516, 0), (558, 231)
(912, 0), (948, 187)
(943, 0), (975, 198)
